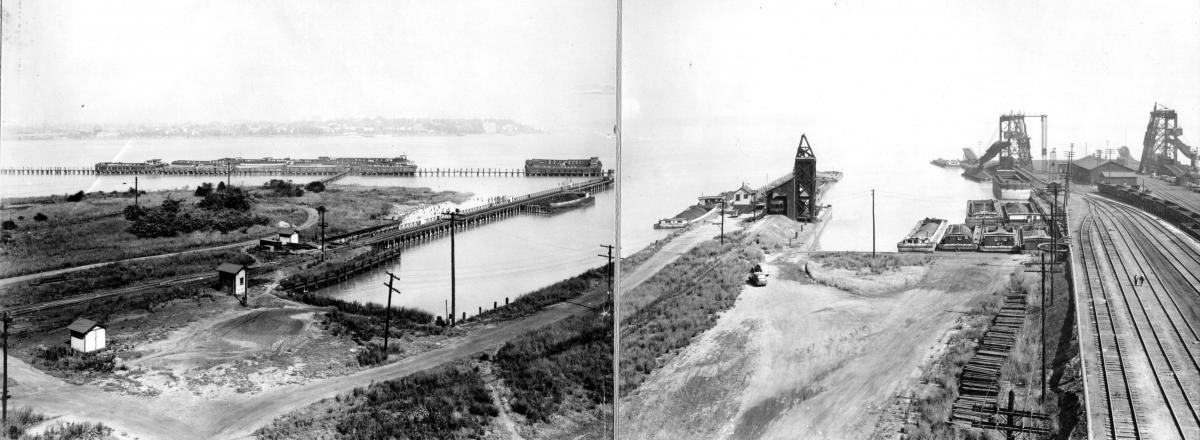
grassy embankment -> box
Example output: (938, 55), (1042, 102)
(0, 249), (253, 309)
(619, 232), (763, 395)
(296, 185), (470, 236)
(257, 300), (612, 439)
(0, 189), (303, 278)
(904, 267), (1080, 439)
(0, 184), (468, 278)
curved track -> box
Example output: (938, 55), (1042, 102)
(1077, 194), (1200, 439)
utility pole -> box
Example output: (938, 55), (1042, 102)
(317, 206), (328, 262)
(382, 270), (402, 356)
(969, 390), (1052, 439)
(124, 177), (140, 206)
(719, 199), (726, 245)
(871, 189), (876, 258)
(442, 209), (466, 326)
(599, 245), (614, 297)
(1025, 253), (1060, 400)
(2, 312), (9, 427)
(226, 161), (232, 189)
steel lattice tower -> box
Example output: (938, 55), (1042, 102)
(1137, 103), (1192, 175)
(792, 134), (817, 222)
(999, 114), (1033, 168)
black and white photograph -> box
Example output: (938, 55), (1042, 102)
(4, 0), (1200, 439)
(0, 1), (615, 439)
(617, 1), (1198, 439)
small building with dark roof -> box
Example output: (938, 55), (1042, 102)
(1070, 156), (1138, 185)
(216, 263), (247, 296)
(68, 318), (106, 352)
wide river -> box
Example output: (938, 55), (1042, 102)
(620, 124), (994, 255)
(0, 133), (616, 318)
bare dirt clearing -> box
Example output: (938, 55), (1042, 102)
(620, 252), (1022, 440)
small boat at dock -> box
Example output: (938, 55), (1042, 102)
(898, 218), (949, 252)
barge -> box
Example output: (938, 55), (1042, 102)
(897, 217), (949, 253)
(992, 169), (1032, 200)
(1000, 201), (1042, 223)
(938, 224), (981, 251)
(978, 225), (1022, 253)
(524, 157), (603, 177)
(965, 200), (1002, 227)
(532, 191), (595, 213)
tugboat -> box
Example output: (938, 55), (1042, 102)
(897, 218), (949, 252)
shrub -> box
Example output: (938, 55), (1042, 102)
(33, 213), (48, 222)
(264, 179), (305, 197)
(66, 190), (85, 202)
(198, 186), (252, 211)
(305, 181), (327, 193)
(1, 221), (15, 230)
(194, 182), (215, 197)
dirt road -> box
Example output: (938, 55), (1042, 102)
(620, 253), (1021, 440)
(0, 207), (318, 288)
(9, 288), (606, 439)
(621, 219), (738, 293)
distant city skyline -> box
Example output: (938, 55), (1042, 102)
(0, 0), (617, 131)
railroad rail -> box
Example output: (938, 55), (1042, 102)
(1076, 194), (1200, 439)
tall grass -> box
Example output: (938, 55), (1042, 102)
(494, 308), (612, 422)
(0, 249), (252, 308)
(619, 234), (762, 395)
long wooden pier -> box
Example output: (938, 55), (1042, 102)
(0, 167), (538, 177)
(275, 176), (613, 295)
(328, 175), (613, 248)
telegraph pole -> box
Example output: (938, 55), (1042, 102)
(2, 312), (10, 426)
(871, 189), (876, 258)
(719, 199), (726, 245)
(317, 206), (328, 262)
(599, 244), (614, 296)
(382, 270), (402, 356)
(442, 209), (466, 326)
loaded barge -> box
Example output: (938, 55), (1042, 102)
(527, 191), (595, 214)
(991, 169), (1032, 200)
(938, 224), (981, 251)
(897, 218), (949, 252)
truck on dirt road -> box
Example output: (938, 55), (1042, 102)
(749, 264), (769, 286)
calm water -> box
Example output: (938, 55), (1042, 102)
(1, 134), (616, 317)
(620, 123), (992, 255)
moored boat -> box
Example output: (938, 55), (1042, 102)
(897, 218), (949, 252)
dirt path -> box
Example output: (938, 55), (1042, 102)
(9, 289), (606, 439)
(621, 218), (738, 293)
(0, 207), (318, 288)
(620, 253), (1020, 440)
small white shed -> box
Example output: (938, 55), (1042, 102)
(68, 318), (106, 353)
(217, 263), (247, 295)
(278, 230), (300, 246)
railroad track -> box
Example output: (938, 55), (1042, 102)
(1078, 194), (1200, 439)
(5, 272), (215, 315)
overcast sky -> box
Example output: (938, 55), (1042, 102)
(624, 0), (1200, 156)
(0, 0), (616, 130)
